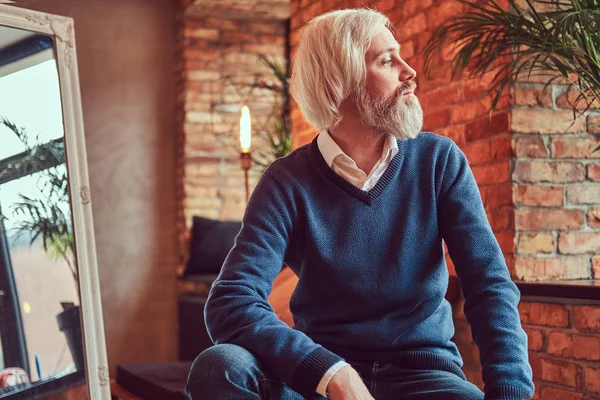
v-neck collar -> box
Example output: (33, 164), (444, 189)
(308, 134), (404, 205)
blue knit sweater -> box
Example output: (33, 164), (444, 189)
(204, 132), (534, 399)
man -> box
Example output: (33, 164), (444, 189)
(186, 8), (534, 400)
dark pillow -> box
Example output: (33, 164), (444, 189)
(184, 216), (242, 275)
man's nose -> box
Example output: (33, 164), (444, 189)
(399, 59), (417, 82)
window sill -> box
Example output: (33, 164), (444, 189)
(516, 279), (600, 301)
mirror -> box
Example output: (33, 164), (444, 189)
(0, 5), (109, 399)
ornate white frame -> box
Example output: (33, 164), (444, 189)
(0, 4), (110, 399)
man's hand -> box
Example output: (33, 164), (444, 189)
(326, 365), (374, 400)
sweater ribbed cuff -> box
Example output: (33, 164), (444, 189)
(290, 347), (345, 398)
(485, 384), (533, 400)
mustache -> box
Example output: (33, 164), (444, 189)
(397, 82), (417, 96)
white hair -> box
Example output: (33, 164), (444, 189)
(290, 8), (393, 131)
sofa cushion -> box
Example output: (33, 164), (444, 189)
(116, 362), (192, 400)
(184, 216), (242, 275)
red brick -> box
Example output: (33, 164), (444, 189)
(402, 0), (434, 18)
(566, 184), (600, 205)
(183, 48), (221, 61)
(517, 232), (554, 254)
(529, 353), (580, 387)
(589, 114), (600, 135)
(586, 208), (600, 228)
(462, 141), (490, 165)
(513, 161), (585, 183)
(450, 101), (480, 124)
(556, 86), (600, 110)
(222, 52), (258, 64)
(201, 18), (241, 31)
(436, 124), (465, 145)
(551, 137), (600, 158)
(183, 60), (210, 71)
(514, 84), (553, 107)
(584, 365), (600, 393)
(465, 112), (510, 141)
(514, 136), (548, 158)
(594, 257), (600, 279)
(514, 0), (554, 11)
(185, 27), (219, 40)
(490, 137), (512, 160)
(515, 209), (584, 230)
(558, 232), (600, 254)
(524, 326), (545, 351)
(399, 12), (427, 38)
(242, 43), (284, 56)
(374, 0), (397, 12)
(220, 32), (256, 43)
(463, 70), (500, 100)
(588, 163), (600, 181)
(420, 83), (463, 109)
(516, 70), (579, 85)
(257, 35), (286, 45)
(495, 232), (515, 254)
(539, 386), (583, 400)
(487, 207), (514, 231)
(472, 162), (510, 185)
(512, 108), (586, 134)
(304, 1), (323, 19)
(514, 185), (564, 207)
(572, 305), (600, 333)
(547, 331), (600, 360)
(423, 108), (450, 130)
(401, 39), (415, 60)
(515, 256), (590, 281)
(386, 8), (404, 26)
(246, 22), (285, 35)
(519, 302), (569, 327)
(484, 184), (512, 209)
(429, 1), (464, 24)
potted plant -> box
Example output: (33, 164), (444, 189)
(0, 116), (84, 372)
(422, 0), (599, 119)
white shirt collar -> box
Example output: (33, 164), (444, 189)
(317, 129), (398, 168)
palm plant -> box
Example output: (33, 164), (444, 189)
(423, 0), (600, 115)
(250, 54), (292, 173)
(0, 117), (76, 286)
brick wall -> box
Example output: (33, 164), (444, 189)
(289, 0), (600, 398)
(175, 1), (289, 274)
(513, 71), (600, 281)
(454, 296), (600, 398)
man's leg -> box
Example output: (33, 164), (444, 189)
(363, 363), (484, 400)
(185, 343), (322, 400)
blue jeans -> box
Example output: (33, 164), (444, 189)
(186, 344), (485, 400)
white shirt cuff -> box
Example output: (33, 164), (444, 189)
(316, 361), (350, 397)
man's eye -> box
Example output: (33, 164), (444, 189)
(382, 59), (392, 66)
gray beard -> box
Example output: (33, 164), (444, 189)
(356, 85), (424, 140)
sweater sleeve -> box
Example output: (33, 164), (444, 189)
(437, 141), (534, 400)
(203, 170), (344, 398)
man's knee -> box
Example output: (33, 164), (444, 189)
(187, 343), (259, 383)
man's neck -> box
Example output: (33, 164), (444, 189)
(328, 113), (387, 176)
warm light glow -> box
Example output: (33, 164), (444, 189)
(240, 105), (251, 153)
(23, 301), (31, 314)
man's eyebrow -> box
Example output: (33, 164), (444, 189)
(373, 45), (401, 59)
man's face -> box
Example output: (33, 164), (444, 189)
(355, 27), (423, 140)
